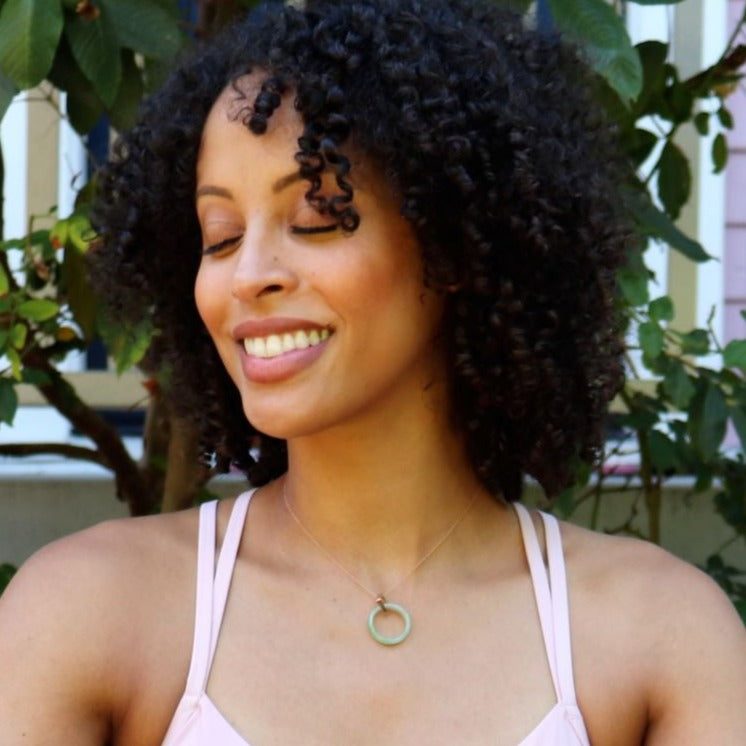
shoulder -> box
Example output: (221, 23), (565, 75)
(4, 505), (199, 611)
(0, 506), (204, 741)
(558, 518), (742, 635)
(558, 518), (746, 744)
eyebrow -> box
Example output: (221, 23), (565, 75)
(196, 172), (303, 200)
(271, 172), (303, 193)
(196, 185), (233, 199)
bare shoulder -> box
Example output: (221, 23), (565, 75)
(559, 519), (746, 745)
(559, 518), (744, 636)
(1, 506), (198, 620)
(0, 506), (200, 744)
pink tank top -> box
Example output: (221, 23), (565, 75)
(161, 493), (591, 745)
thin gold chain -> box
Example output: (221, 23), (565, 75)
(282, 483), (480, 602)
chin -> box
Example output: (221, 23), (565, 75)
(242, 402), (332, 442)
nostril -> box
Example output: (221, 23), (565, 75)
(257, 284), (284, 297)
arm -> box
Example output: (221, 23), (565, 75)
(642, 558), (746, 745)
(0, 529), (126, 744)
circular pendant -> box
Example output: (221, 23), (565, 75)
(368, 600), (412, 646)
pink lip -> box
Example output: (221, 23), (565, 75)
(234, 318), (333, 384)
(232, 317), (330, 341)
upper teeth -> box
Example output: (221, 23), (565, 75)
(244, 328), (330, 358)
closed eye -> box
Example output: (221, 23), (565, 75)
(290, 224), (338, 236)
(202, 235), (242, 255)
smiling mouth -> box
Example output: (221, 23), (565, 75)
(243, 328), (332, 358)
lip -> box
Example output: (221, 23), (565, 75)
(233, 317), (333, 384)
(232, 317), (330, 341)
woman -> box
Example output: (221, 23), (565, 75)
(1, 0), (744, 743)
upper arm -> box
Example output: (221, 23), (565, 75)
(0, 526), (130, 745)
(640, 556), (746, 745)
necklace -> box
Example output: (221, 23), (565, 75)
(282, 484), (479, 646)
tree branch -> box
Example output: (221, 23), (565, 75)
(22, 348), (152, 515)
(0, 442), (105, 464)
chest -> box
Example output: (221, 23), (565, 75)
(115, 539), (648, 746)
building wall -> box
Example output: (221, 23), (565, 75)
(726, 0), (746, 344)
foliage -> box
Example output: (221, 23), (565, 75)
(0, 0), (744, 620)
(0, 563), (15, 595)
(0, 0), (259, 518)
(537, 0), (746, 622)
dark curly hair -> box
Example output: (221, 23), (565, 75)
(90, 0), (629, 501)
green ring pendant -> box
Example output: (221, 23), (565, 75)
(367, 601), (412, 646)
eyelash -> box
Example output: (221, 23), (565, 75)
(201, 236), (242, 256)
(290, 224), (338, 236)
(201, 224), (338, 255)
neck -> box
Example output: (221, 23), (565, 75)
(275, 394), (500, 588)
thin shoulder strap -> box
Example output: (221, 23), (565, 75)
(539, 510), (579, 705)
(182, 489), (255, 697)
(513, 502), (562, 702)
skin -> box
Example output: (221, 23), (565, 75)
(0, 77), (745, 745)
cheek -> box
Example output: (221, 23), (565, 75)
(194, 265), (222, 334)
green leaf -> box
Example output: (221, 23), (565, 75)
(98, 314), (154, 375)
(679, 328), (710, 355)
(625, 189), (711, 262)
(624, 127), (659, 167)
(0, 562), (16, 590)
(99, 0), (183, 61)
(5, 347), (21, 380)
(724, 339), (746, 372)
(617, 245), (650, 307)
(657, 141), (691, 220)
(712, 132), (728, 174)
(618, 270), (649, 306)
(734, 600), (746, 626)
(638, 321), (664, 362)
(0, 67), (17, 122)
(662, 360), (696, 408)
(62, 240), (98, 341)
(648, 430), (678, 472)
(47, 37), (103, 135)
(65, 212), (93, 252)
(718, 106), (734, 130)
(9, 323), (26, 349)
(693, 111), (709, 136)
(15, 299), (59, 322)
(108, 50), (144, 131)
(689, 383), (728, 460)
(547, 0), (643, 104)
(64, 8), (122, 108)
(0, 379), (18, 424)
(0, 563), (16, 597)
(634, 41), (668, 116)
(20, 367), (51, 386)
(649, 295), (674, 323)
(0, 0), (64, 89)
(0, 262), (8, 295)
(731, 406), (746, 454)
(664, 76), (694, 124)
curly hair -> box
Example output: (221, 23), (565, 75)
(90, 0), (629, 501)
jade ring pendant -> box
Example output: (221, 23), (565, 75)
(367, 600), (412, 646)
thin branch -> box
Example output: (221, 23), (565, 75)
(0, 442), (106, 465)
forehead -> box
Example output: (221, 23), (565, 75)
(206, 73), (301, 138)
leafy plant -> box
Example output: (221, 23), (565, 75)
(537, 0), (746, 621)
(0, 0), (259, 516)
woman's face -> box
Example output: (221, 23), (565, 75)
(194, 77), (446, 439)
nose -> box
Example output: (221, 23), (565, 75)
(230, 225), (298, 300)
